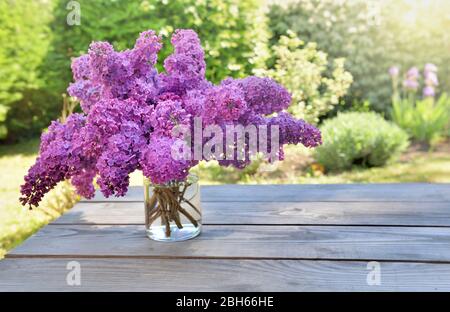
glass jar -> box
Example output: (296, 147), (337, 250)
(144, 174), (201, 242)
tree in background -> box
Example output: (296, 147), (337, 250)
(40, 0), (266, 123)
(0, 0), (52, 140)
(258, 31), (352, 124)
(2, 0), (267, 141)
(267, 0), (450, 112)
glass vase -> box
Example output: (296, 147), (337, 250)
(144, 174), (201, 242)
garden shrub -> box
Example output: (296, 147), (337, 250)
(258, 31), (352, 124)
(315, 112), (409, 171)
(267, 0), (450, 112)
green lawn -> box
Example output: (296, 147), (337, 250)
(1, 139), (450, 257)
(0, 139), (77, 258)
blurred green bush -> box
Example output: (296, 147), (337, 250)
(267, 0), (450, 112)
(2, 0), (267, 141)
(258, 31), (352, 124)
(315, 112), (409, 171)
(0, 0), (53, 140)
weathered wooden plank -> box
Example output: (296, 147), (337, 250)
(8, 225), (450, 262)
(83, 184), (450, 203)
(54, 201), (450, 226)
(0, 258), (449, 291)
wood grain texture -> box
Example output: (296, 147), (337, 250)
(6, 184), (450, 291)
(54, 201), (450, 226)
(82, 184), (450, 203)
(8, 224), (450, 262)
(0, 258), (449, 291)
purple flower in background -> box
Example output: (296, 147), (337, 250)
(423, 63), (439, 98)
(424, 71), (439, 87)
(391, 64), (440, 98)
(424, 63), (438, 74)
(20, 29), (322, 207)
(423, 86), (435, 98)
(389, 66), (399, 77)
(406, 67), (420, 79)
(403, 78), (419, 91)
(401, 66), (421, 92)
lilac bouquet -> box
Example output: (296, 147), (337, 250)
(20, 29), (321, 237)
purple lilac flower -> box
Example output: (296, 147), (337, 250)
(269, 112), (322, 147)
(96, 133), (141, 197)
(71, 168), (97, 198)
(225, 77), (292, 115)
(149, 98), (191, 136)
(202, 84), (248, 124)
(160, 29), (207, 94)
(20, 29), (322, 207)
(20, 114), (96, 206)
(140, 136), (194, 185)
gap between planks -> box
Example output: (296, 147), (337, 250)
(56, 200), (450, 226)
(81, 200), (450, 203)
(9, 224), (450, 262)
(7, 254), (450, 265)
(82, 184), (450, 202)
(47, 223), (450, 228)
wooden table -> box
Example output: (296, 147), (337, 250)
(1, 184), (450, 291)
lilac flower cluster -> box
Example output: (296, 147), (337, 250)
(20, 29), (322, 207)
